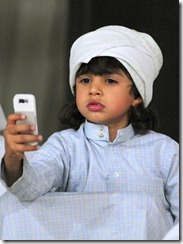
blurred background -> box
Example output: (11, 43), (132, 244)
(0, 0), (179, 143)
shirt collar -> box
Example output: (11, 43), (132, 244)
(84, 120), (135, 147)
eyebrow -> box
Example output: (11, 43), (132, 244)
(76, 69), (126, 76)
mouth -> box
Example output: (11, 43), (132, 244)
(87, 101), (105, 111)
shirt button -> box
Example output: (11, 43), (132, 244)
(100, 126), (104, 131)
(99, 133), (104, 138)
(114, 172), (120, 178)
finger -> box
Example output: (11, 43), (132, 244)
(6, 124), (35, 135)
(9, 142), (40, 154)
(24, 144), (40, 152)
(13, 134), (43, 144)
(6, 134), (42, 152)
(7, 113), (26, 126)
(19, 143), (41, 152)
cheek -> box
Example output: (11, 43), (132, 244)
(76, 88), (82, 102)
(109, 94), (134, 112)
(76, 92), (86, 113)
(76, 96), (81, 109)
(76, 85), (86, 99)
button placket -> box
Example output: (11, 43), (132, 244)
(98, 126), (104, 138)
(114, 172), (120, 178)
(99, 133), (104, 138)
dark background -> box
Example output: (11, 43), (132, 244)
(0, 0), (179, 143)
(67, 0), (179, 142)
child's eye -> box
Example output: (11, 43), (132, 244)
(80, 78), (90, 84)
(106, 79), (117, 84)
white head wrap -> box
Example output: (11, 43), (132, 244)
(0, 104), (6, 131)
(69, 25), (163, 107)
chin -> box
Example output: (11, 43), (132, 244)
(87, 118), (108, 125)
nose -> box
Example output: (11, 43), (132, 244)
(89, 79), (102, 96)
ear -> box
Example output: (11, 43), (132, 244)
(132, 97), (143, 107)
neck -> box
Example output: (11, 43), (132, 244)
(108, 121), (129, 142)
(109, 129), (117, 142)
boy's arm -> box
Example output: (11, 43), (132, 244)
(1, 131), (70, 201)
(164, 141), (179, 224)
(2, 156), (23, 187)
(0, 154), (42, 200)
(3, 113), (42, 186)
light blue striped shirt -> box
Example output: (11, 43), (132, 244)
(0, 120), (179, 240)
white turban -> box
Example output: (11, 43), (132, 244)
(69, 25), (163, 107)
(0, 104), (6, 131)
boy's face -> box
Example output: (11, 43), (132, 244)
(76, 70), (142, 130)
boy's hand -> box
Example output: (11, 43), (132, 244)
(4, 113), (43, 166)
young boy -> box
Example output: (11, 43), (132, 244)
(1, 26), (179, 230)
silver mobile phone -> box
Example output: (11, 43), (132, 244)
(13, 94), (38, 144)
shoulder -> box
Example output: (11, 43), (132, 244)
(45, 123), (85, 147)
(134, 131), (179, 177)
(134, 130), (179, 152)
(37, 124), (86, 159)
(149, 130), (178, 147)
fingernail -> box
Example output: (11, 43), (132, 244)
(30, 125), (35, 131)
(38, 135), (43, 141)
(21, 114), (26, 119)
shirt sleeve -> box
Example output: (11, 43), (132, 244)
(0, 133), (71, 201)
(163, 139), (179, 224)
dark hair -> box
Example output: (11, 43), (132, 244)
(59, 57), (159, 134)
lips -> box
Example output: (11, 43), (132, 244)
(87, 101), (105, 111)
